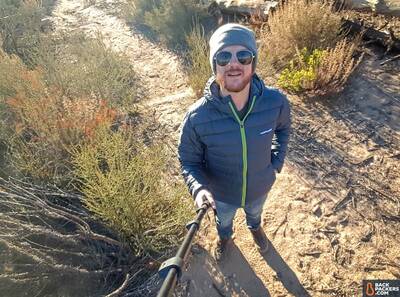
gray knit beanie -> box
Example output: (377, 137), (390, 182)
(209, 23), (257, 74)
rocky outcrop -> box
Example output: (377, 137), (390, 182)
(207, 0), (279, 19)
(207, 0), (400, 17)
(343, 0), (400, 16)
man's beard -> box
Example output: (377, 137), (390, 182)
(217, 70), (253, 93)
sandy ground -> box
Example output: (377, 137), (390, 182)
(49, 1), (400, 296)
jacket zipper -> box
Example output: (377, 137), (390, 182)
(228, 95), (257, 207)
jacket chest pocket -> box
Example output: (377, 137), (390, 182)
(246, 124), (275, 167)
(253, 125), (274, 149)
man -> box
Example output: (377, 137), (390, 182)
(178, 23), (291, 261)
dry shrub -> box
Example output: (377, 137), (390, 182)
(73, 125), (193, 256)
(0, 30), (141, 183)
(0, 49), (118, 185)
(277, 39), (363, 97)
(258, 0), (342, 72)
(308, 39), (363, 96)
(0, 48), (45, 100)
(124, 0), (162, 23)
(39, 34), (140, 111)
(0, 49), (45, 151)
(7, 96), (118, 185)
(7, 92), (117, 145)
(0, 0), (47, 67)
(144, 0), (208, 48)
(185, 23), (211, 97)
(126, 0), (210, 48)
(0, 29), (142, 183)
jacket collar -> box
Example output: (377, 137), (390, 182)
(203, 73), (265, 115)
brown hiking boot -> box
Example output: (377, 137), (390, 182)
(250, 226), (269, 253)
(212, 237), (233, 262)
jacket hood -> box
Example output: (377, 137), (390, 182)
(203, 73), (265, 115)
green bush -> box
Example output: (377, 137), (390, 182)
(277, 48), (325, 93)
(72, 125), (193, 256)
(185, 23), (211, 96)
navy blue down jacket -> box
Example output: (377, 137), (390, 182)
(178, 73), (291, 207)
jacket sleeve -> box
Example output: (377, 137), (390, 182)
(271, 94), (291, 173)
(177, 111), (209, 199)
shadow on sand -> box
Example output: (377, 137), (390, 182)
(260, 239), (311, 297)
(218, 242), (271, 296)
(216, 239), (311, 297)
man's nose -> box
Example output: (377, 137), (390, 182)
(227, 53), (239, 65)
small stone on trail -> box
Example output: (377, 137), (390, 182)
(312, 205), (322, 217)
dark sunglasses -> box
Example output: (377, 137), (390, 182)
(214, 50), (255, 67)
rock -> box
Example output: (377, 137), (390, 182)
(343, 0), (400, 16)
(207, 0), (400, 18)
(312, 204), (322, 217)
(207, 0), (279, 19)
(40, 17), (55, 33)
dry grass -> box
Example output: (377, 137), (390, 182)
(185, 23), (211, 97)
(144, 0), (209, 48)
(125, 0), (210, 48)
(123, 0), (161, 22)
(39, 34), (140, 111)
(0, 177), (137, 297)
(308, 38), (363, 96)
(0, 0), (47, 67)
(258, 0), (342, 73)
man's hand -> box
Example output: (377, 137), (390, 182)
(194, 189), (216, 210)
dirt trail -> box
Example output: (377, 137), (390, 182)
(51, 0), (194, 138)
(50, 1), (400, 296)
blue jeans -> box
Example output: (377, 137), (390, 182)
(214, 195), (267, 239)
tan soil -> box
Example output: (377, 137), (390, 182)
(50, 1), (400, 296)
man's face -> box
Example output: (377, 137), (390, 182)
(215, 45), (254, 93)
